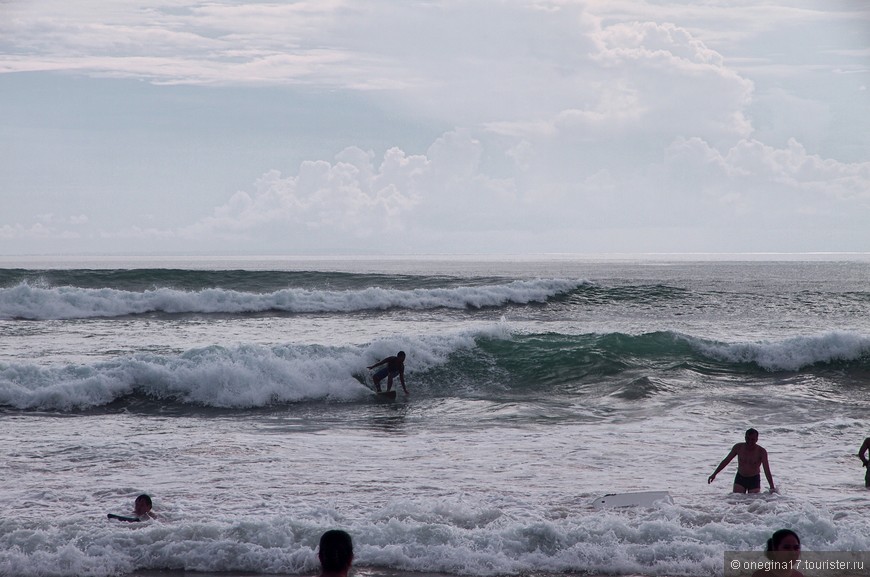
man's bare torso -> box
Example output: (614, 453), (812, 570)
(735, 442), (765, 476)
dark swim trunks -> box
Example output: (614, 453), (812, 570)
(734, 472), (761, 491)
(373, 367), (399, 382)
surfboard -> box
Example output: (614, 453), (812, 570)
(107, 513), (141, 522)
(353, 372), (396, 399)
(592, 491), (672, 510)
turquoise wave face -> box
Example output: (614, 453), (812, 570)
(466, 331), (870, 385)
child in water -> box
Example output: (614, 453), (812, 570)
(108, 493), (157, 522)
(132, 494), (157, 520)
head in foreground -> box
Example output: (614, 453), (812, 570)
(766, 529), (801, 562)
(319, 529), (354, 577)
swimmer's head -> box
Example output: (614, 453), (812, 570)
(766, 529), (800, 562)
(134, 494), (152, 515)
(318, 529), (353, 573)
(767, 529), (800, 551)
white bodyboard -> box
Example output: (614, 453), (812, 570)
(592, 490), (673, 510)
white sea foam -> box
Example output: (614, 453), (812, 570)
(0, 279), (586, 320)
(2, 496), (870, 577)
(692, 331), (870, 371)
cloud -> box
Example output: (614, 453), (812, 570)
(489, 18), (753, 149)
(0, 222), (81, 240)
(651, 136), (870, 243)
(0, 213), (88, 243)
(178, 145), (425, 244)
(664, 137), (870, 201)
(175, 130), (520, 248)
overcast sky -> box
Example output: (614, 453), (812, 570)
(1, 0), (868, 256)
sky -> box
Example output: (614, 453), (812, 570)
(1, 0), (869, 256)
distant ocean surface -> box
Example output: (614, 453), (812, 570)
(2, 256), (870, 577)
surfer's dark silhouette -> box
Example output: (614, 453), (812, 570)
(368, 351), (408, 394)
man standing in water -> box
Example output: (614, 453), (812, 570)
(367, 351), (408, 394)
(858, 437), (870, 487)
(708, 428), (777, 493)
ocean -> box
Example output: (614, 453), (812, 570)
(1, 256), (870, 577)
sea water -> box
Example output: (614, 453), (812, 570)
(1, 257), (870, 577)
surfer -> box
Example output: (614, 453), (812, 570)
(367, 351), (408, 394)
(858, 437), (870, 487)
(708, 428), (776, 493)
(318, 529), (353, 577)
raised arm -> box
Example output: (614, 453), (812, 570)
(708, 445), (738, 484)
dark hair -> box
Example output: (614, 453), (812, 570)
(135, 494), (152, 507)
(319, 529), (353, 572)
(745, 428), (759, 437)
(397, 351), (406, 357)
(766, 529), (800, 553)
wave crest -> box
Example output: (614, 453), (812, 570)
(693, 331), (870, 372)
(0, 279), (586, 320)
